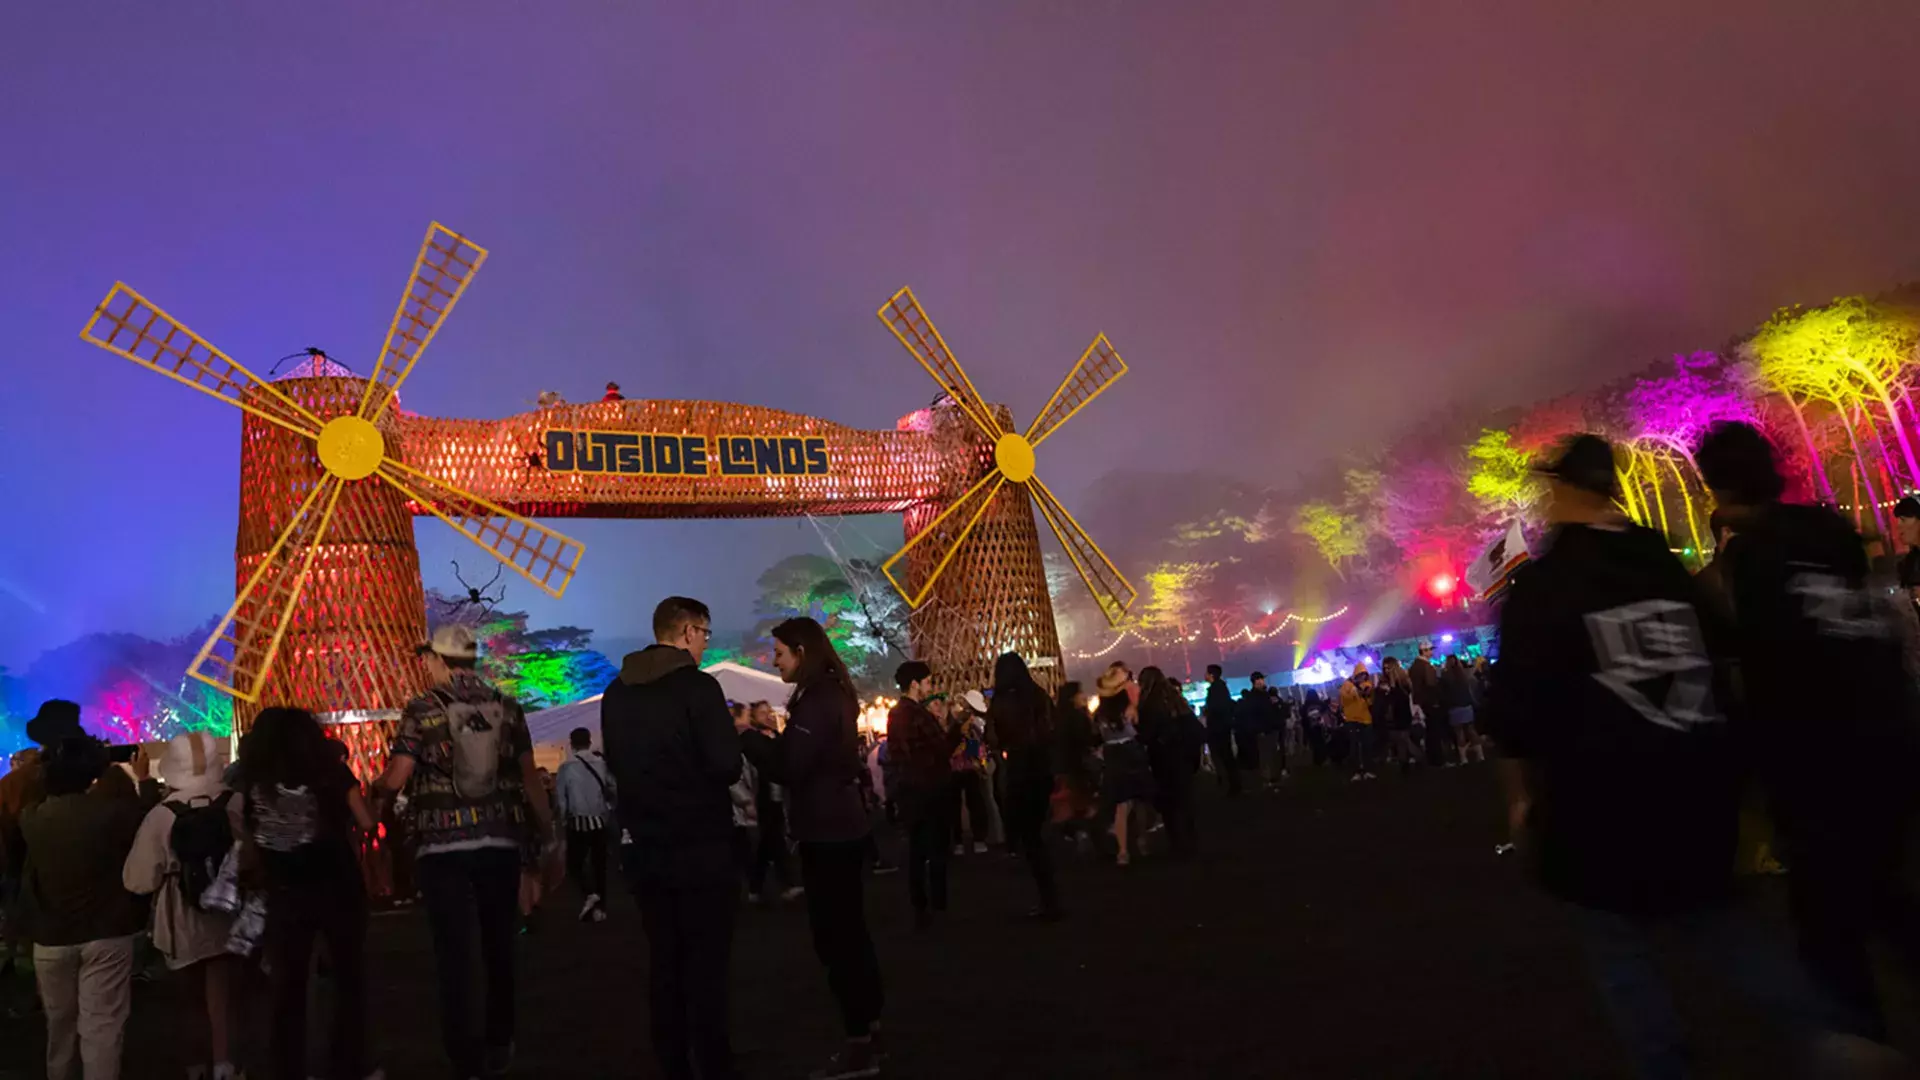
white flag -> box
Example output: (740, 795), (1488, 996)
(1467, 521), (1529, 598)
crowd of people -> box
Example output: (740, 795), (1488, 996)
(2, 419), (1920, 1079)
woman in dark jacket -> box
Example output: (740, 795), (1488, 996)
(767, 617), (885, 1077)
(1136, 667), (1201, 859)
(1440, 655), (1485, 763)
(985, 652), (1064, 920)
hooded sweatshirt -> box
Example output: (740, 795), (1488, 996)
(599, 645), (741, 856)
(1485, 521), (1738, 915)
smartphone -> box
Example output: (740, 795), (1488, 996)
(106, 744), (138, 763)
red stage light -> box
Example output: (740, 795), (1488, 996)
(1428, 572), (1457, 598)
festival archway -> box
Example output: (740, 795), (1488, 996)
(80, 223), (1138, 765)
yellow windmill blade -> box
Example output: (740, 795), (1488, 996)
(877, 287), (1006, 441)
(356, 223), (489, 423)
(880, 469), (1010, 607)
(188, 477), (346, 701)
(1025, 334), (1127, 449)
(1028, 476), (1138, 626)
(377, 459), (584, 598)
(81, 283), (325, 440)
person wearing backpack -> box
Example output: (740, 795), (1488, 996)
(375, 625), (552, 1080)
(554, 726), (617, 923)
(236, 707), (382, 1080)
(123, 732), (241, 1080)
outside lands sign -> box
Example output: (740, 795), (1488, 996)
(542, 429), (831, 477)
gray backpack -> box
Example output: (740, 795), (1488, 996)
(440, 693), (509, 799)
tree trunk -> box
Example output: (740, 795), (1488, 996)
(1663, 456), (1706, 558)
(1784, 397), (1836, 502)
(1842, 418), (1888, 536)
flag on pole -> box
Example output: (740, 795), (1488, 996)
(1466, 520), (1529, 600)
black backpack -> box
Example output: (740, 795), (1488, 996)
(167, 791), (235, 910)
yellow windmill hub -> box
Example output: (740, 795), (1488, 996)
(316, 415), (385, 481)
(994, 432), (1037, 483)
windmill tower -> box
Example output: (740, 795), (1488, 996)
(876, 289), (1138, 693)
(82, 224), (585, 730)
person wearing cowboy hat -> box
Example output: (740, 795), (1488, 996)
(945, 691), (993, 856)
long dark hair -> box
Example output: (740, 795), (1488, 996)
(771, 617), (857, 711)
(991, 652), (1042, 710)
(1137, 665), (1184, 715)
(1054, 680), (1084, 714)
(240, 707), (338, 802)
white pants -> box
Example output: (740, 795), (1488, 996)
(34, 935), (135, 1080)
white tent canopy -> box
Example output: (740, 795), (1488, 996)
(526, 660), (790, 764)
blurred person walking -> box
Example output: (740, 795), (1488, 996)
(1488, 433), (1864, 1079)
(1699, 420), (1920, 1040)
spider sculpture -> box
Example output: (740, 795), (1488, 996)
(442, 560), (507, 619)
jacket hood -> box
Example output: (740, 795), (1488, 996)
(1545, 521), (1675, 573)
(620, 644), (698, 686)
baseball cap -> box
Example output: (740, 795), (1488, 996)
(1895, 497), (1920, 520)
(963, 689), (989, 714)
(420, 624), (478, 661)
(1533, 433), (1617, 498)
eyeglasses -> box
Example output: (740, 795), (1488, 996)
(690, 625), (713, 639)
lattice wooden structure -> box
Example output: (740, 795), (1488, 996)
(80, 223), (1137, 731)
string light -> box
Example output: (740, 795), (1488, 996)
(1072, 605), (1350, 658)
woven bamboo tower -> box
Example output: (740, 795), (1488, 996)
(902, 403), (1063, 695)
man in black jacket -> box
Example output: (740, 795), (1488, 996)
(601, 596), (742, 1080)
(1237, 674), (1287, 790)
(1487, 434), (1847, 1077)
(1698, 421), (1920, 1039)
(1202, 665), (1241, 796)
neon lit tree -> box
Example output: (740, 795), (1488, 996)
(1465, 429), (1539, 520)
(1619, 352), (1758, 558)
(1745, 297), (1920, 510)
(1292, 500), (1368, 580)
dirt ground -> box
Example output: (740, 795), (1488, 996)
(3, 763), (1913, 1079)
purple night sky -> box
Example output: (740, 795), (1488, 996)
(3, 2), (1919, 666)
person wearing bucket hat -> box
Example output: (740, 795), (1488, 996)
(25, 699), (85, 749)
(123, 732), (242, 1079)
(2, 702), (85, 899)
(18, 722), (149, 1080)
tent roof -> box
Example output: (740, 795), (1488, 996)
(526, 661), (789, 750)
